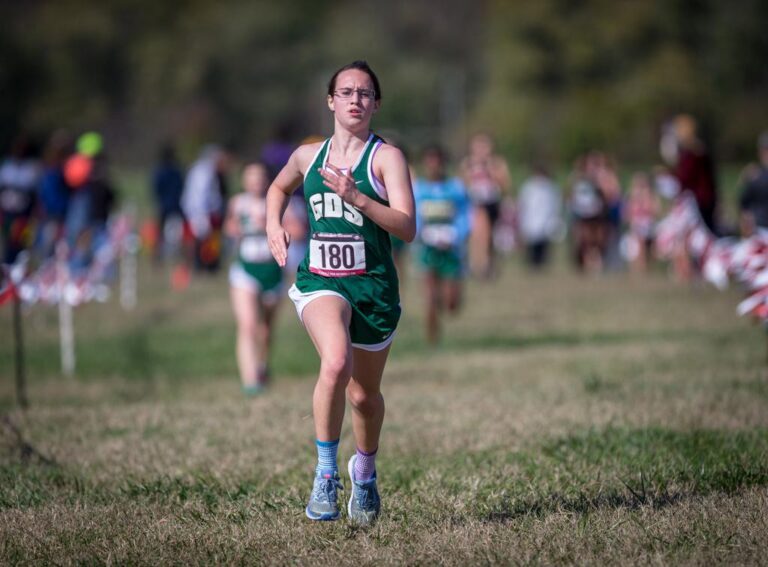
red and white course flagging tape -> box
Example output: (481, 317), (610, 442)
(1, 214), (133, 308)
(655, 192), (768, 322)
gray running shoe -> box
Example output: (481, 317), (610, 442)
(347, 455), (381, 526)
(305, 470), (343, 521)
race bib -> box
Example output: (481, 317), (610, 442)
(309, 233), (366, 277)
(421, 224), (457, 248)
(421, 200), (456, 221)
(239, 234), (272, 263)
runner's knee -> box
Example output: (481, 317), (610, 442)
(237, 316), (258, 337)
(319, 352), (351, 386)
(347, 383), (382, 414)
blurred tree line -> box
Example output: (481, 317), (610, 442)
(2, 0), (766, 164)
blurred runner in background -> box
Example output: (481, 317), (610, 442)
(225, 162), (284, 396)
(413, 145), (471, 346)
(460, 133), (511, 279)
(623, 171), (660, 274)
(568, 154), (608, 273)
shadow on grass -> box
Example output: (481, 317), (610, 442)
(2, 427), (766, 522)
(483, 488), (687, 524)
(482, 426), (768, 523)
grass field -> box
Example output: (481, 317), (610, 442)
(1, 245), (767, 564)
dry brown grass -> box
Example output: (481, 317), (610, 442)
(1, 259), (767, 565)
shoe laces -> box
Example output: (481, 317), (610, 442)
(313, 475), (343, 504)
(353, 481), (376, 509)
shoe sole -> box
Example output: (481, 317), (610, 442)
(347, 455), (356, 519)
(305, 506), (340, 521)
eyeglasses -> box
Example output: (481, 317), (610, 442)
(333, 88), (376, 101)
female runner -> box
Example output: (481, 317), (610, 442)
(414, 145), (472, 346)
(460, 133), (511, 278)
(225, 162), (284, 395)
(265, 61), (415, 525)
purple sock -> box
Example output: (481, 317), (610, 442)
(354, 447), (377, 481)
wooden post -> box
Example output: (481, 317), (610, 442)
(12, 294), (28, 409)
(120, 234), (139, 311)
(56, 242), (75, 377)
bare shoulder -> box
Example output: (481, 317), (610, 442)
(292, 141), (326, 174)
(373, 142), (407, 168)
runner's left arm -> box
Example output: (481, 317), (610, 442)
(320, 145), (416, 242)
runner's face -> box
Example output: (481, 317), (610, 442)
(327, 69), (379, 127)
(242, 164), (268, 197)
(470, 134), (492, 157)
(423, 152), (445, 180)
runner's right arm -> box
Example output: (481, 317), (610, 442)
(223, 196), (240, 239)
(266, 143), (320, 266)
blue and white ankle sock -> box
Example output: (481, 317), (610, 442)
(354, 447), (377, 481)
(315, 439), (339, 477)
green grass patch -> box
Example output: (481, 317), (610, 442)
(3, 427), (765, 518)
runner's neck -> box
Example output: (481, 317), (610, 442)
(328, 130), (371, 168)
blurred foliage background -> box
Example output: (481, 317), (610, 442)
(2, 0), (768, 164)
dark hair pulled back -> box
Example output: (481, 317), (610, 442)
(327, 60), (381, 101)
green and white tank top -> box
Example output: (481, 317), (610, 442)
(233, 194), (274, 266)
(296, 132), (398, 299)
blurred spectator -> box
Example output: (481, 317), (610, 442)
(623, 172), (660, 274)
(670, 114), (719, 233)
(738, 131), (768, 237)
(150, 143), (185, 264)
(63, 132), (117, 270)
(0, 135), (42, 264)
(87, 152), (117, 256)
(64, 132), (102, 252)
(36, 130), (73, 259)
(653, 165), (680, 202)
(569, 154), (608, 273)
(592, 152), (623, 271)
(517, 164), (561, 270)
(261, 123), (295, 183)
(181, 145), (232, 272)
(460, 133), (511, 279)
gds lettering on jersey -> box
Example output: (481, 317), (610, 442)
(309, 193), (363, 227)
